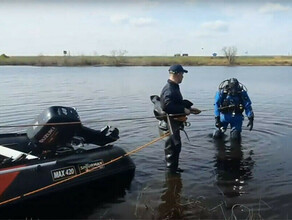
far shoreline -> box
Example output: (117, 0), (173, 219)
(1, 55), (292, 66)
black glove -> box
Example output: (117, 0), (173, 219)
(247, 116), (254, 131)
(215, 116), (221, 128)
(183, 99), (193, 108)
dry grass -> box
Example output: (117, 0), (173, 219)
(1, 55), (292, 66)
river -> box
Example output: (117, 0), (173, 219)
(0, 66), (292, 219)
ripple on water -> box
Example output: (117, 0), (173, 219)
(1, 66), (292, 219)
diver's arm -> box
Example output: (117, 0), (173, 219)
(214, 91), (221, 117)
(241, 91), (254, 118)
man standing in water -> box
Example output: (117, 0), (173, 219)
(160, 64), (201, 173)
(213, 78), (254, 141)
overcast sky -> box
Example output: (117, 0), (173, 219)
(1, 0), (292, 56)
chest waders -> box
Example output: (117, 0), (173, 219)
(151, 95), (186, 173)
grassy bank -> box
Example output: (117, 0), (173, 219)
(1, 55), (292, 66)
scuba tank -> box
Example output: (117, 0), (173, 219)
(218, 78), (247, 95)
(218, 78), (247, 115)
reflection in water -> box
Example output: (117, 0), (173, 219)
(158, 172), (183, 219)
(1, 66), (292, 218)
(213, 139), (254, 207)
(157, 172), (223, 219)
(0, 173), (134, 219)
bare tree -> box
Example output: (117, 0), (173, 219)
(118, 49), (128, 57)
(110, 49), (128, 57)
(110, 49), (128, 65)
(222, 46), (237, 65)
(110, 50), (117, 57)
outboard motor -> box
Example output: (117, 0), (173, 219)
(26, 106), (120, 157)
(26, 106), (81, 151)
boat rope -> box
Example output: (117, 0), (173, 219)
(0, 132), (170, 207)
(0, 109), (213, 128)
(0, 121), (82, 128)
(200, 108), (214, 112)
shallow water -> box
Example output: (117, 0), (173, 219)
(0, 66), (292, 219)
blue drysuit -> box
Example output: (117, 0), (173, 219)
(214, 90), (253, 133)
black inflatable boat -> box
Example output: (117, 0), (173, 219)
(0, 106), (135, 206)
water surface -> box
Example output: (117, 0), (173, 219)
(0, 66), (292, 219)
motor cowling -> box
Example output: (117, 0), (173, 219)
(26, 106), (81, 150)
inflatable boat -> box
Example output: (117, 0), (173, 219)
(0, 106), (135, 206)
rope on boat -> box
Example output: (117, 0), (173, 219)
(0, 109), (213, 128)
(0, 121), (82, 128)
(0, 106), (244, 128)
(0, 132), (170, 207)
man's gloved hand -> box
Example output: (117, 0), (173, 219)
(183, 100), (193, 108)
(190, 107), (201, 115)
(215, 116), (221, 128)
(247, 116), (254, 131)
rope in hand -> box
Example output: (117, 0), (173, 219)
(0, 109), (213, 128)
(0, 132), (170, 207)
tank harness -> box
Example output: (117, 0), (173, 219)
(217, 79), (248, 116)
(150, 95), (192, 142)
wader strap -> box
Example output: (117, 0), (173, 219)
(166, 114), (173, 135)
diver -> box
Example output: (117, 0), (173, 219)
(213, 78), (254, 141)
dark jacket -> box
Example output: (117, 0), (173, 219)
(160, 79), (185, 114)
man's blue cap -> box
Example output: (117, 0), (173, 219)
(168, 64), (188, 74)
